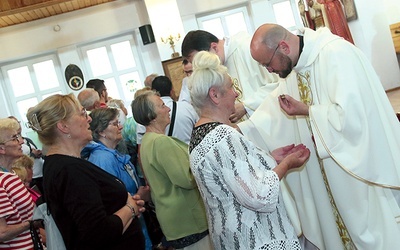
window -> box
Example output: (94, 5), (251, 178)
(196, 2), (302, 38)
(270, 0), (303, 31)
(80, 35), (145, 114)
(197, 6), (253, 39)
(1, 54), (66, 124)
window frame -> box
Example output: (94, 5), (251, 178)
(78, 33), (146, 111)
(196, 5), (254, 38)
(269, 0), (304, 31)
(0, 53), (67, 122)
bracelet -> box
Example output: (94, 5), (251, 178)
(125, 203), (137, 218)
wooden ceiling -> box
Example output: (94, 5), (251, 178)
(0, 0), (116, 29)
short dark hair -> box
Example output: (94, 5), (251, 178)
(86, 79), (106, 97)
(131, 91), (158, 126)
(151, 76), (172, 97)
(181, 30), (219, 58)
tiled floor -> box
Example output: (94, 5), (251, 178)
(386, 87), (400, 114)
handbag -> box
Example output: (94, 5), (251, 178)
(142, 201), (164, 246)
(29, 220), (44, 250)
(33, 198), (66, 250)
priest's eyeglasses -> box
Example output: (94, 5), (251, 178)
(261, 44), (280, 69)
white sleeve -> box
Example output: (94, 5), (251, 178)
(209, 126), (280, 212)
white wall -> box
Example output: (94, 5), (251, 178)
(382, 0), (400, 24)
(349, 0), (400, 90)
(0, 0), (399, 118)
(0, 0), (164, 118)
(179, 0), (400, 90)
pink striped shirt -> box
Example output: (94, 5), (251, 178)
(0, 172), (34, 249)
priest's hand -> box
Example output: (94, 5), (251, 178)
(278, 94), (309, 116)
(229, 102), (247, 123)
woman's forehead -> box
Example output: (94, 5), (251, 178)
(151, 95), (163, 104)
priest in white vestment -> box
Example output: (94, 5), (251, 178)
(242, 24), (400, 250)
(182, 30), (280, 122)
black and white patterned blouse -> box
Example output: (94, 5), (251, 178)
(189, 122), (301, 250)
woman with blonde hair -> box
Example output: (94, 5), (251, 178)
(0, 117), (37, 249)
(26, 93), (146, 250)
(12, 155), (34, 185)
(12, 155), (41, 202)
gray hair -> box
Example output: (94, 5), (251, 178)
(188, 51), (228, 115)
(131, 91), (158, 126)
(78, 88), (100, 110)
(107, 99), (124, 109)
(0, 118), (19, 144)
(89, 108), (119, 141)
(144, 73), (158, 88)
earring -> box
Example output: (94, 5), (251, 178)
(67, 134), (71, 138)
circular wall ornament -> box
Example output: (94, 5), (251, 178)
(65, 64), (84, 91)
(68, 76), (84, 90)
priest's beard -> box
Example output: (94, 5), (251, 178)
(277, 54), (293, 79)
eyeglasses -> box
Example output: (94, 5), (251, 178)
(0, 133), (23, 144)
(80, 108), (88, 119)
(261, 44), (280, 69)
(108, 120), (121, 127)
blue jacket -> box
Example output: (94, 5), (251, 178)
(82, 141), (139, 195)
(82, 141), (153, 250)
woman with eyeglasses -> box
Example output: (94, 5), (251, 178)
(0, 117), (38, 249)
(81, 107), (153, 250)
(8, 115), (45, 194)
(26, 94), (146, 250)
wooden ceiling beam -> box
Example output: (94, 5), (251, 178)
(0, 0), (73, 17)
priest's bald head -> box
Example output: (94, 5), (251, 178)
(251, 24), (300, 78)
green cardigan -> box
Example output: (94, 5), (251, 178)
(140, 132), (208, 241)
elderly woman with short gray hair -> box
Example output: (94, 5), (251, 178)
(132, 91), (213, 250)
(81, 107), (153, 250)
(188, 51), (311, 249)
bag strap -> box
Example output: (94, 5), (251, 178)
(24, 137), (37, 155)
(168, 101), (177, 136)
(29, 221), (44, 250)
